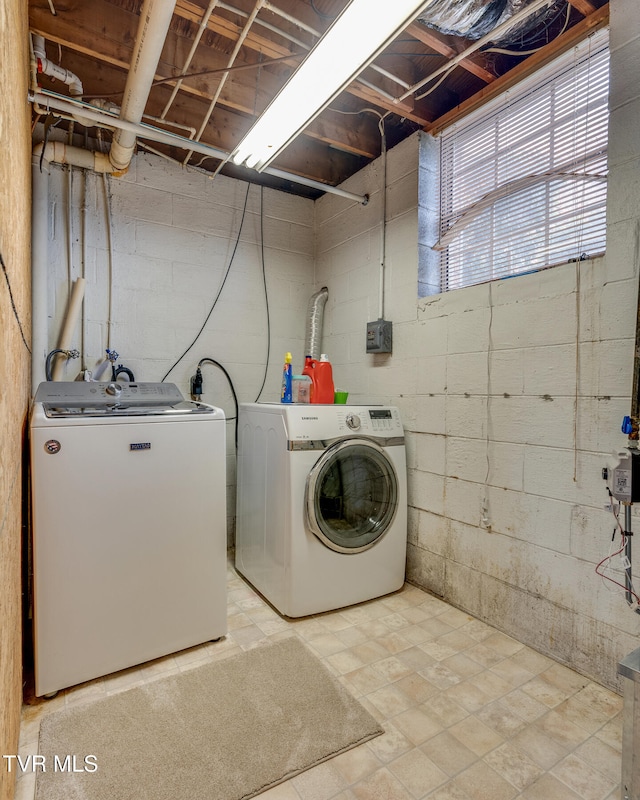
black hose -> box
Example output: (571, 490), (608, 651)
(198, 357), (239, 449)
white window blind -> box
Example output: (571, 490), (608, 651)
(437, 28), (609, 293)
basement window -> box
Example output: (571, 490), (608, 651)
(419, 27), (610, 296)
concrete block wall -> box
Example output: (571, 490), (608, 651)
(315, 3), (640, 691)
(42, 151), (315, 542)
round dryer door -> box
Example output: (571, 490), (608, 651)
(305, 438), (398, 554)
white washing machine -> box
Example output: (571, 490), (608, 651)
(30, 381), (228, 697)
(235, 403), (407, 617)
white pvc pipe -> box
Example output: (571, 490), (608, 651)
(51, 277), (86, 380)
(32, 141), (113, 172)
(32, 91), (370, 204)
(109, 0), (177, 172)
(31, 152), (50, 389)
(33, 34), (83, 97)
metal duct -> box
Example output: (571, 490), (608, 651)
(418, 0), (558, 42)
(304, 287), (329, 361)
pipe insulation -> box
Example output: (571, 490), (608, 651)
(51, 277), (86, 381)
(109, 0), (178, 172)
(304, 287), (329, 361)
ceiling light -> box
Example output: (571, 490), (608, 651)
(231, 0), (433, 172)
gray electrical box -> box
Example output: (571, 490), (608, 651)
(366, 318), (392, 354)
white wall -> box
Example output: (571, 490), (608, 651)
(41, 152), (315, 541)
(315, 2), (640, 690)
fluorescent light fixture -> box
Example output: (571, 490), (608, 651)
(231, 0), (433, 172)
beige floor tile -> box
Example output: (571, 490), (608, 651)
(499, 688), (549, 723)
(420, 731), (478, 777)
(397, 646), (438, 673)
(389, 748), (449, 798)
(420, 641), (462, 663)
(482, 631), (525, 658)
(553, 694), (615, 734)
(459, 619), (494, 642)
(475, 700), (527, 738)
(419, 662), (462, 691)
(18, 563), (621, 800)
(520, 773), (583, 800)
(440, 654), (485, 681)
(423, 784), (472, 800)
(257, 781), (302, 799)
(574, 682), (624, 718)
(351, 766), (416, 800)
(452, 760), (518, 800)
(291, 760), (347, 800)
(306, 632), (348, 657)
(380, 612), (414, 631)
(464, 643), (505, 669)
(374, 656), (415, 684)
(392, 706), (443, 746)
(343, 664), (390, 696)
(366, 723), (414, 764)
(511, 725), (569, 769)
(489, 657), (536, 689)
(422, 694), (469, 727)
(326, 649), (368, 676)
(333, 743), (383, 785)
(536, 709), (593, 749)
(395, 673), (440, 705)
(574, 736), (622, 783)
(551, 753), (618, 800)
(448, 715), (504, 756)
(594, 713), (623, 753)
(483, 742), (544, 791)
(520, 675), (572, 708)
(367, 684), (415, 718)
(508, 646), (556, 674)
(444, 679), (493, 713)
(419, 618), (455, 640)
(377, 631), (414, 656)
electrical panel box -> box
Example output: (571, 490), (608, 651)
(606, 449), (640, 503)
(366, 318), (392, 354)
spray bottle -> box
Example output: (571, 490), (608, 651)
(281, 352), (293, 403)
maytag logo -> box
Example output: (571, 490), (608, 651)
(301, 416), (318, 420)
(130, 442), (151, 451)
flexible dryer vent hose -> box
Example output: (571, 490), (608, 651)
(304, 287), (328, 361)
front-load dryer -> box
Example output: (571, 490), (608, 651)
(235, 403), (407, 617)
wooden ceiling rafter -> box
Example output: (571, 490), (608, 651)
(28, 0), (611, 195)
(428, 1), (609, 135)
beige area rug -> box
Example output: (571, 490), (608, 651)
(36, 636), (383, 800)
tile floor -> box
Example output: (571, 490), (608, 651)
(16, 560), (623, 800)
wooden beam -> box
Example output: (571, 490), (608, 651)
(568, 0), (598, 15)
(173, 0), (432, 125)
(406, 22), (495, 84)
(427, 3), (609, 135)
(29, 0), (382, 159)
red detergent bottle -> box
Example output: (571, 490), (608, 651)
(303, 354), (334, 404)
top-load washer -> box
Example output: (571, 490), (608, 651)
(235, 403), (407, 617)
(30, 381), (228, 697)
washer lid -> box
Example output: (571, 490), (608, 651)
(305, 437), (399, 554)
(33, 382), (213, 417)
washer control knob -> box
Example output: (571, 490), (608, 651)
(105, 382), (122, 396)
(346, 413), (361, 430)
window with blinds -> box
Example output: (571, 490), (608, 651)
(435, 28), (609, 293)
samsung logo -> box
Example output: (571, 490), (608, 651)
(130, 442), (151, 451)
(301, 416), (318, 420)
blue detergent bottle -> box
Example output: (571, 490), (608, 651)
(281, 352), (293, 403)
